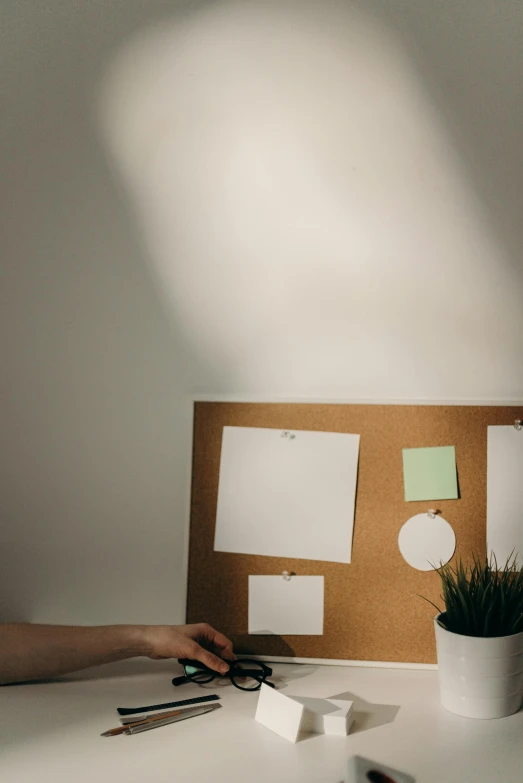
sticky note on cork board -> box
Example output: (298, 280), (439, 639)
(402, 446), (458, 502)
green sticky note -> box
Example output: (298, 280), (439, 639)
(402, 446), (458, 502)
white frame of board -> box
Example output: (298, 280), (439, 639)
(181, 394), (523, 671)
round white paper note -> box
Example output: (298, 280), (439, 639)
(398, 513), (456, 571)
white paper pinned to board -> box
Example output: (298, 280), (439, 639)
(487, 425), (523, 565)
(248, 575), (324, 635)
(214, 426), (360, 563)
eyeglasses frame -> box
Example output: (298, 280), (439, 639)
(172, 658), (275, 691)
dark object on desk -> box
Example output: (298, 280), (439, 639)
(347, 755), (415, 783)
(174, 658), (275, 691)
(117, 693), (219, 716)
(102, 704), (220, 737)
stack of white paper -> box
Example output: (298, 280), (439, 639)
(255, 685), (355, 742)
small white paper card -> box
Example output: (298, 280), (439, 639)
(249, 575), (324, 635)
(255, 684), (305, 743)
(214, 426), (360, 563)
(255, 686), (354, 742)
(487, 425), (523, 565)
(292, 696), (355, 736)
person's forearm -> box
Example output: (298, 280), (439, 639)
(0, 623), (147, 684)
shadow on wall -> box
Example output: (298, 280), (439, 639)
(98, 0), (523, 401)
(373, 0), (523, 275)
(0, 0), (239, 627)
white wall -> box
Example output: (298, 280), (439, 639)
(2, 0), (522, 626)
(102, 0), (523, 401)
(0, 1), (202, 625)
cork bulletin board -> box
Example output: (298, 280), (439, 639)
(186, 402), (522, 664)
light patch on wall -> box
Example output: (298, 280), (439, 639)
(98, 0), (523, 399)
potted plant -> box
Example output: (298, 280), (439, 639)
(424, 554), (523, 719)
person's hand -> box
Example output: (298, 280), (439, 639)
(139, 623), (236, 674)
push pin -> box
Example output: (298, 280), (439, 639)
(515, 420), (522, 431)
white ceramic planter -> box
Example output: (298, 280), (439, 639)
(435, 613), (523, 719)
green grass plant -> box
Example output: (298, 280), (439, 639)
(422, 553), (523, 638)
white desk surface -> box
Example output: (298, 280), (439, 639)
(2, 660), (522, 782)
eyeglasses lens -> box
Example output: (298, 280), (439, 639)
(230, 661), (267, 691)
(184, 664), (215, 684)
